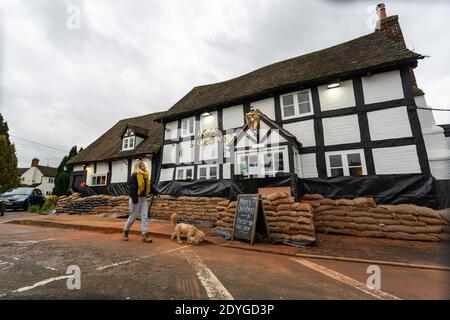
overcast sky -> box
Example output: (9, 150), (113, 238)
(1, 0), (449, 168)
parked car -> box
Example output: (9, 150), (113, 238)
(0, 187), (46, 211)
(0, 198), (6, 216)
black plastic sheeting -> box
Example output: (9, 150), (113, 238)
(80, 183), (130, 197)
(299, 174), (441, 209)
(156, 173), (448, 209)
(80, 173), (448, 210)
(434, 179), (450, 209)
(157, 179), (233, 198)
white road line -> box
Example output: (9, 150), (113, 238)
(96, 245), (191, 271)
(11, 238), (55, 244)
(181, 250), (234, 300)
(12, 275), (71, 293)
(0, 293), (6, 298)
(291, 258), (402, 300)
(43, 266), (58, 271)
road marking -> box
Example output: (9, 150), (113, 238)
(43, 266), (58, 271)
(11, 238), (55, 244)
(291, 258), (401, 300)
(0, 293), (6, 298)
(96, 245), (191, 271)
(12, 275), (71, 293)
(181, 250), (234, 300)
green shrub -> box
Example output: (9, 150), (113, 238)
(27, 204), (40, 213)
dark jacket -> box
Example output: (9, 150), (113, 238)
(129, 173), (150, 204)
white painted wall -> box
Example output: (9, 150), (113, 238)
(165, 121), (179, 140)
(367, 107), (412, 141)
(299, 153), (318, 178)
(20, 167), (42, 185)
(283, 120), (315, 147)
(96, 162), (109, 174)
(85, 163), (95, 185)
(415, 95), (450, 179)
(111, 160), (128, 183)
(162, 144), (177, 164)
(223, 163), (231, 179)
(251, 98), (275, 120)
(318, 80), (356, 111)
(199, 111), (218, 133)
(322, 115), (360, 146)
(179, 140), (194, 163)
(160, 168), (174, 182)
(200, 142), (218, 161)
(362, 70), (404, 104)
(223, 105), (244, 130)
(372, 145), (421, 174)
(74, 164), (84, 171)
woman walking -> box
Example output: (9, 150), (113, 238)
(123, 160), (152, 243)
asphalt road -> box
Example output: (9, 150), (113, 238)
(0, 221), (449, 300)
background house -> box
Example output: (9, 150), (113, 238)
(67, 112), (164, 194)
(19, 158), (57, 196)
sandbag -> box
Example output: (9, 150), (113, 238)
(319, 198), (337, 206)
(267, 192), (288, 201)
(272, 197), (295, 206)
(353, 197), (376, 207)
(302, 194), (324, 200)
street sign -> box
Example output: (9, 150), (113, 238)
(232, 194), (271, 245)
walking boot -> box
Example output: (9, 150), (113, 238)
(123, 230), (129, 241)
(142, 233), (152, 243)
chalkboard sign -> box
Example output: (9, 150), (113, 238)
(232, 194), (271, 245)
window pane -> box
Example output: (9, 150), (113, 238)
(189, 118), (194, 134)
(264, 153), (272, 170)
(275, 152), (284, 171)
(123, 140), (128, 149)
(283, 105), (295, 117)
(199, 167), (207, 179)
(129, 138), (134, 148)
(297, 92), (309, 103)
(349, 167), (363, 177)
(282, 94), (294, 106)
(186, 169), (193, 179)
(329, 155), (342, 168)
(331, 168), (344, 177)
(347, 153), (362, 167)
(299, 102), (311, 114)
(177, 169), (183, 179)
(210, 167), (217, 179)
(249, 155), (258, 167)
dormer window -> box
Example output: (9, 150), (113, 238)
(123, 136), (135, 150)
(122, 128), (136, 151)
(120, 124), (148, 151)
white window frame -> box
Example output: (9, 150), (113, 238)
(181, 117), (195, 138)
(235, 146), (289, 177)
(175, 166), (194, 180)
(281, 89), (314, 120)
(91, 174), (107, 186)
(325, 150), (367, 177)
(197, 164), (219, 180)
(122, 136), (135, 151)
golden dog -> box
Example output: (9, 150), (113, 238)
(170, 213), (205, 245)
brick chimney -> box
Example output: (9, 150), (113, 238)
(375, 3), (406, 47)
(31, 158), (39, 167)
(375, 3), (423, 96)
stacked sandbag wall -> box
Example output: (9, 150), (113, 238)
(215, 192), (316, 242)
(56, 193), (132, 218)
(305, 194), (450, 242)
(150, 195), (228, 222)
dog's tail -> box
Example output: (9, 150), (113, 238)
(170, 212), (177, 226)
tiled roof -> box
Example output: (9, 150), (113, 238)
(157, 31), (423, 121)
(68, 112), (164, 164)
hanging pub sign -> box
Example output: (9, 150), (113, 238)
(232, 194), (271, 245)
